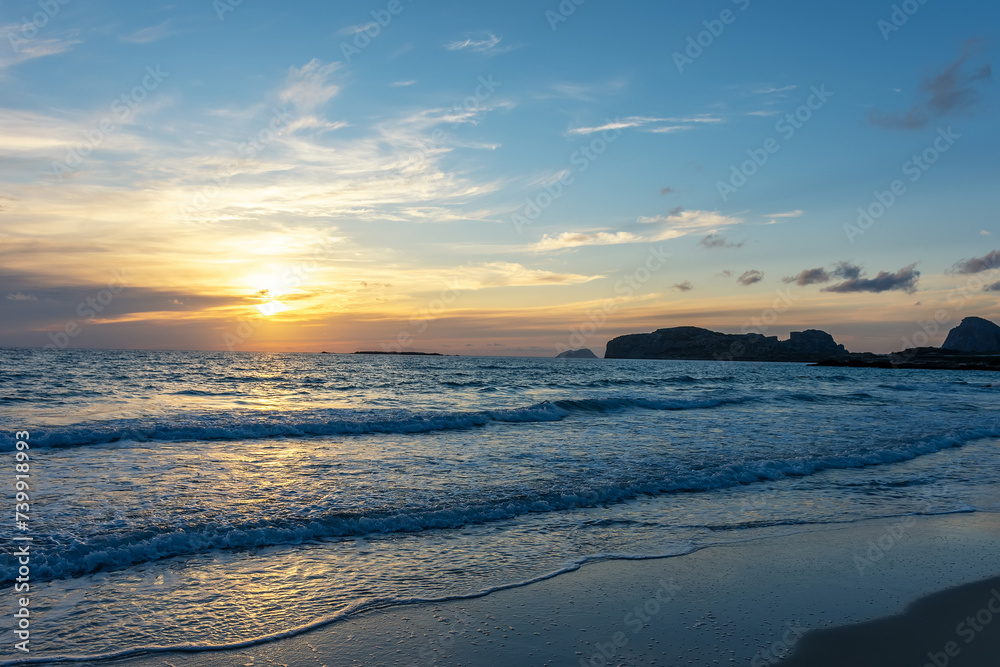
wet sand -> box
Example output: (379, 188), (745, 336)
(94, 512), (999, 667)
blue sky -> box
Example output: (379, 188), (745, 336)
(0, 0), (997, 354)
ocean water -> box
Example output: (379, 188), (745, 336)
(1, 348), (999, 663)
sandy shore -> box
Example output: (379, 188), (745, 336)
(80, 511), (1000, 666)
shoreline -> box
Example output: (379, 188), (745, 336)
(49, 511), (1000, 667)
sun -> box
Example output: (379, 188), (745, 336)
(246, 273), (292, 317)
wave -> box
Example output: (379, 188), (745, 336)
(8, 422), (998, 584)
(0, 395), (744, 450)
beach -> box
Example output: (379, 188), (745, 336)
(102, 511), (1000, 667)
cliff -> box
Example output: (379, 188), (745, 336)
(942, 317), (1000, 354)
(604, 327), (847, 362)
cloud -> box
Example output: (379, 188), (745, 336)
(452, 262), (601, 288)
(390, 80), (417, 87)
(6, 293), (37, 301)
(535, 210), (742, 253)
(638, 209), (743, 240)
(949, 250), (1000, 274)
(984, 281), (1000, 292)
(753, 85), (797, 95)
(672, 281), (693, 292)
(0, 34), (80, 72)
(737, 270), (764, 286)
(122, 20), (172, 44)
(280, 59), (342, 113)
(699, 233), (743, 249)
(833, 262), (863, 280)
(869, 41), (992, 130)
(536, 80), (627, 102)
(660, 187), (674, 195)
(567, 115), (722, 136)
(823, 264), (920, 293)
(763, 209), (803, 219)
(445, 32), (514, 56)
(982, 230), (992, 236)
(717, 270), (733, 278)
(782, 268), (831, 286)
(533, 231), (640, 252)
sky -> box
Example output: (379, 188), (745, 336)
(0, 0), (997, 355)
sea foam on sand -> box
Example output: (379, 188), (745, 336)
(109, 511), (999, 667)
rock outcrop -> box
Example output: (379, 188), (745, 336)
(556, 348), (598, 359)
(604, 327), (846, 362)
(942, 317), (1000, 354)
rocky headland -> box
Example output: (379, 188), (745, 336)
(604, 327), (846, 362)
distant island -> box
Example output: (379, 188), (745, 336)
(603, 317), (1000, 371)
(556, 348), (598, 359)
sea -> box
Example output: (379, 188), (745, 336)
(1, 348), (999, 664)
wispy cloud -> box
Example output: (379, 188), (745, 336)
(567, 115), (722, 136)
(280, 59), (342, 114)
(390, 80), (417, 87)
(672, 281), (693, 292)
(445, 32), (514, 56)
(637, 209), (743, 238)
(762, 209), (804, 225)
(536, 80), (627, 102)
(0, 33), (80, 72)
(753, 84), (797, 95)
(764, 209), (803, 219)
(534, 210), (742, 253)
(533, 231), (642, 252)
(451, 262), (602, 288)
(869, 40), (992, 130)
(122, 20), (173, 44)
